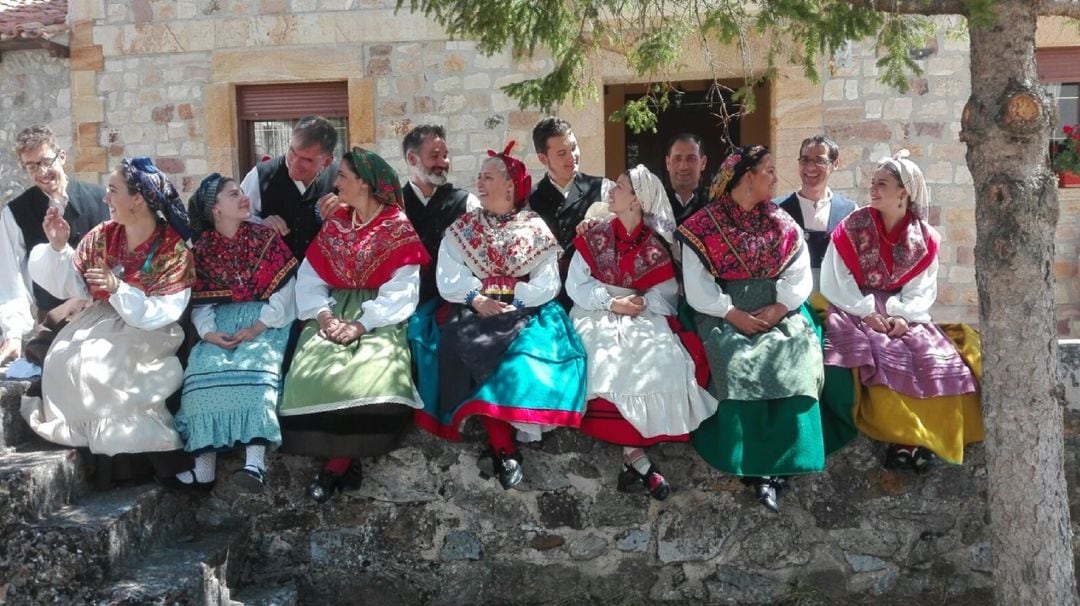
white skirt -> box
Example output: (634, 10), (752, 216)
(22, 300), (184, 455)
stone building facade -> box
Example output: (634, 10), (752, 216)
(0, 2), (1078, 332)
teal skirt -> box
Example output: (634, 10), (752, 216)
(175, 301), (289, 452)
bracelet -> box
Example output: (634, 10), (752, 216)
(464, 289), (480, 308)
(511, 298), (525, 310)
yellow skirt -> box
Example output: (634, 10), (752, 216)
(852, 323), (984, 464)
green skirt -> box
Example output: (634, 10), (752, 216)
(691, 304), (853, 476)
(280, 288), (419, 417)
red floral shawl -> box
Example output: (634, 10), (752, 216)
(573, 217), (674, 290)
(191, 221), (298, 304)
(831, 207), (939, 291)
(675, 196), (803, 280)
(445, 208), (561, 279)
(75, 221), (195, 301)
(305, 204), (430, 289)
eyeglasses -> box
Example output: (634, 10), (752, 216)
(22, 155), (59, 173)
(798, 156), (832, 167)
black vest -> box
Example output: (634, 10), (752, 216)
(403, 182), (470, 303)
(778, 193), (830, 269)
(254, 156), (337, 260)
(665, 184), (710, 226)
(8, 180), (109, 312)
(527, 173), (605, 253)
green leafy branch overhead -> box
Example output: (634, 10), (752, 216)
(394, 0), (1004, 132)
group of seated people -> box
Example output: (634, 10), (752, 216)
(2, 118), (983, 513)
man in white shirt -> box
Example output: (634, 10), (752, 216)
(775, 135), (857, 291)
(0, 124), (108, 364)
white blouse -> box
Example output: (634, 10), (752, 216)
(294, 259), (420, 331)
(435, 238), (560, 308)
(190, 276), (298, 338)
(565, 251), (677, 315)
(819, 243), (937, 324)
(681, 243), (812, 318)
(0, 206), (36, 340)
(28, 243), (190, 331)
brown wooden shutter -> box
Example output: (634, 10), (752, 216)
(1037, 47), (1080, 83)
(236, 82), (349, 120)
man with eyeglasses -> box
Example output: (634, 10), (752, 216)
(239, 115), (338, 260)
(775, 135), (857, 293)
(0, 124), (110, 365)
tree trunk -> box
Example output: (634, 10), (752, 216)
(963, 2), (1078, 604)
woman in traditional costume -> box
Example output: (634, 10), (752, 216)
(568, 164), (716, 500)
(171, 174), (298, 492)
(415, 142), (587, 490)
(278, 147), (429, 504)
(821, 150), (982, 472)
(676, 145), (833, 513)
(21, 157), (195, 483)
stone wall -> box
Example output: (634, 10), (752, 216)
(0, 49), (73, 204)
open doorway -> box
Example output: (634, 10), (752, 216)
(602, 78), (771, 187)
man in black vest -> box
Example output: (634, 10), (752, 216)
(775, 134), (857, 294)
(0, 124), (109, 364)
(400, 124), (479, 303)
(664, 133), (711, 225)
(527, 117), (611, 308)
(239, 115), (338, 260)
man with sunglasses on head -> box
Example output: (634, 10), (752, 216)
(775, 135), (857, 293)
(239, 115), (339, 260)
(0, 124), (109, 365)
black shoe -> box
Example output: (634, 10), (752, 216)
(307, 461), (363, 504)
(884, 444), (915, 470)
(233, 466), (267, 494)
(617, 463), (670, 501)
(158, 474), (215, 492)
(754, 481), (779, 513)
(770, 476), (790, 492)
(617, 465), (644, 493)
(911, 447), (937, 474)
(491, 450), (523, 490)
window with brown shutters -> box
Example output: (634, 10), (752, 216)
(236, 82), (350, 173)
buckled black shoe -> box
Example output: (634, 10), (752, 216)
(492, 450), (523, 490)
(754, 479), (779, 513)
(617, 464), (644, 493)
(158, 474), (215, 493)
(884, 444), (915, 470)
(911, 447), (937, 474)
(617, 463), (670, 500)
(307, 461), (363, 504)
(233, 466), (267, 494)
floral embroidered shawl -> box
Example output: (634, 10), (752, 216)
(191, 221), (298, 304)
(306, 204), (430, 289)
(74, 220), (195, 301)
(675, 196), (803, 281)
(831, 206), (939, 291)
(445, 208), (561, 279)
(573, 217), (674, 290)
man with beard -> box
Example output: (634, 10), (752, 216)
(664, 133), (710, 225)
(0, 124), (109, 365)
(774, 135), (856, 293)
(528, 117), (612, 308)
(239, 115), (338, 260)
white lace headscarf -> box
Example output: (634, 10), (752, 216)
(627, 164), (676, 243)
(876, 149), (929, 220)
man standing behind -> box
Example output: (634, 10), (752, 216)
(240, 115), (338, 260)
(0, 125), (109, 364)
(400, 124), (479, 303)
(775, 135), (857, 294)
(664, 133), (710, 225)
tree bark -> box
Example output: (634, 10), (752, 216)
(963, 1), (1078, 604)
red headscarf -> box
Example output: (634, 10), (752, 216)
(487, 141), (532, 208)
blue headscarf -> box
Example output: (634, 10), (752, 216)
(120, 156), (194, 245)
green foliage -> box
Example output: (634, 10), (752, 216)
(393, 0), (985, 132)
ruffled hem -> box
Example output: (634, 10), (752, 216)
(173, 407), (282, 452)
(21, 395), (183, 456)
(591, 388), (717, 437)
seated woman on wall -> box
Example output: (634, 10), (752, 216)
(21, 157), (196, 485)
(676, 145), (844, 513)
(414, 142), (587, 490)
(821, 150), (982, 472)
(170, 174), (298, 492)
(277, 147), (430, 504)
(567, 164), (716, 501)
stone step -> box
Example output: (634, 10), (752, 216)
(0, 379), (33, 450)
(0, 483), (200, 605)
(0, 442), (86, 527)
(228, 581), (300, 606)
(98, 527), (252, 606)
